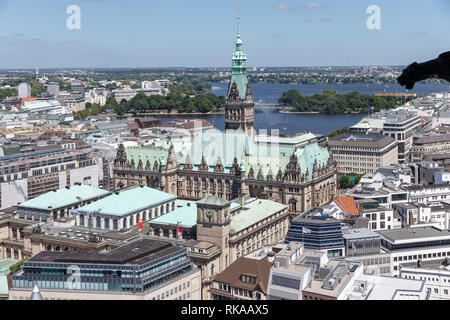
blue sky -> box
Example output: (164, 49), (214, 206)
(0, 0), (449, 68)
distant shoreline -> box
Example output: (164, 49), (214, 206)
(279, 110), (363, 115)
(143, 111), (225, 116)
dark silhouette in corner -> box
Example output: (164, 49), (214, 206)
(398, 51), (450, 89)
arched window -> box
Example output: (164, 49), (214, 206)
(55, 245), (61, 251)
(289, 199), (297, 212)
(47, 245), (52, 251)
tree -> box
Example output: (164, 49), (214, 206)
(31, 80), (46, 96)
(340, 175), (351, 189)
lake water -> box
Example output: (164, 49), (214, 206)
(156, 82), (450, 136)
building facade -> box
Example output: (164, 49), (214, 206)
(9, 239), (202, 300)
(328, 133), (398, 174)
(112, 15), (337, 215)
(186, 195), (289, 299)
(0, 147), (100, 209)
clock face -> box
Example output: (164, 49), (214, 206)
(206, 209), (214, 217)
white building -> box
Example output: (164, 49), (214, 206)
(377, 226), (450, 276)
(405, 184), (450, 204)
(356, 200), (396, 231)
(347, 274), (428, 300)
(364, 110), (422, 163)
(86, 89), (108, 106)
(400, 259), (450, 300)
(20, 100), (69, 115)
(18, 83), (31, 99)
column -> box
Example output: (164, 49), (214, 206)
(101, 218), (105, 230)
(168, 230), (173, 238)
(148, 227), (154, 236)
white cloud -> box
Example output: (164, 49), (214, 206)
(307, 3), (321, 8)
(273, 4), (289, 11)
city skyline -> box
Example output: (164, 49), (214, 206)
(0, 0), (449, 69)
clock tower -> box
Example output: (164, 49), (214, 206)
(196, 195), (231, 271)
(224, 9), (255, 138)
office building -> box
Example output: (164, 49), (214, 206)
(71, 82), (85, 98)
(285, 214), (344, 258)
(404, 183), (450, 204)
(377, 226), (450, 276)
(47, 83), (59, 97)
(18, 83), (31, 99)
(328, 133), (398, 174)
(0, 147), (100, 209)
(9, 239), (201, 300)
(411, 133), (450, 162)
(400, 259), (450, 300)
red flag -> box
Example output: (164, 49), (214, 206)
(177, 221), (182, 239)
(138, 218), (143, 233)
(371, 106), (375, 110)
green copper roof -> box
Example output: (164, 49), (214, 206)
(18, 185), (110, 211)
(186, 129), (254, 170)
(244, 155), (289, 178)
(126, 146), (169, 168)
(78, 186), (176, 217)
(230, 199), (287, 234)
(0, 258), (18, 274)
(149, 198), (283, 232)
(295, 142), (330, 180)
(150, 200), (197, 228)
(227, 15), (248, 100)
(0, 275), (8, 296)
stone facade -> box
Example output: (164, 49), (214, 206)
(113, 144), (337, 215)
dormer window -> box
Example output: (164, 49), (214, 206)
(240, 275), (256, 284)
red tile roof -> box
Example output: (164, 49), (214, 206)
(334, 196), (359, 216)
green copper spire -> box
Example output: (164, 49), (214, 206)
(227, 9), (248, 100)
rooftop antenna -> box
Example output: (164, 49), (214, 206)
(237, 6), (240, 36)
